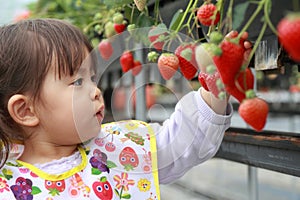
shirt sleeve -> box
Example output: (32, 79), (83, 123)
(150, 88), (233, 184)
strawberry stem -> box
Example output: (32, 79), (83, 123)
(245, 20), (268, 68)
(264, 0), (278, 35)
(175, 0), (195, 33)
(154, 0), (160, 25)
(238, 0), (265, 39)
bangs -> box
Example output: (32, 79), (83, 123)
(33, 19), (94, 78)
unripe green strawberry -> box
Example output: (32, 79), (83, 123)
(238, 90), (269, 132)
(104, 21), (116, 38)
(209, 31), (223, 44)
(277, 13), (300, 62)
(147, 51), (159, 62)
(113, 13), (124, 24)
(157, 53), (179, 80)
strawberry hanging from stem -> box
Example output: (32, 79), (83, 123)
(238, 90), (269, 132)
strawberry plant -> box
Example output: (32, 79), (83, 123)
(26, 0), (300, 131)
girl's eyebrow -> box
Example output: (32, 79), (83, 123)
(77, 67), (87, 75)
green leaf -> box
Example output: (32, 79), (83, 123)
(121, 193), (131, 199)
(136, 13), (155, 28)
(169, 9), (184, 31)
(233, 2), (250, 30)
(124, 164), (134, 171)
(106, 160), (117, 169)
(100, 176), (107, 182)
(148, 23), (168, 37)
(114, 188), (120, 197)
(31, 186), (42, 195)
(103, 0), (132, 8)
(91, 167), (102, 175)
(3, 174), (12, 180)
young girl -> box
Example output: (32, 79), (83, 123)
(0, 19), (248, 199)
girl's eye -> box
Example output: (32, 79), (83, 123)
(72, 78), (83, 86)
(91, 75), (97, 83)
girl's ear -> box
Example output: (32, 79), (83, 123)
(7, 94), (39, 127)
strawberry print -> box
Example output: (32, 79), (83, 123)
(92, 176), (113, 199)
(197, 3), (220, 26)
(238, 90), (269, 132)
(175, 43), (198, 80)
(45, 180), (66, 196)
(277, 13), (300, 62)
(157, 53), (179, 80)
(119, 147), (139, 171)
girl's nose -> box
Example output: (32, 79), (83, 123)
(92, 86), (102, 100)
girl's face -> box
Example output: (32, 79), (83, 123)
(35, 54), (105, 145)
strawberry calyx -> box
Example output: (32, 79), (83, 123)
(202, 43), (222, 57)
(245, 89), (256, 99)
(285, 12), (300, 21)
(147, 51), (159, 62)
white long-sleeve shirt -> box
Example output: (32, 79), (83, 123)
(154, 88), (232, 183)
(34, 88), (232, 184)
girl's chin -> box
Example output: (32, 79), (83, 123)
(78, 127), (101, 143)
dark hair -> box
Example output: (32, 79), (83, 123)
(0, 18), (93, 168)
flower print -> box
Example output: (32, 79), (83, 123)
(113, 172), (135, 191)
(137, 178), (151, 192)
(125, 122), (139, 130)
(0, 177), (9, 192)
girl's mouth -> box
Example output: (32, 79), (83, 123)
(95, 107), (104, 124)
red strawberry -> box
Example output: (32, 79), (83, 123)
(98, 39), (113, 60)
(114, 23), (126, 33)
(198, 72), (209, 91)
(148, 24), (168, 51)
(132, 60), (142, 76)
(226, 68), (254, 102)
(197, 3), (220, 26)
(120, 51), (134, 72)
(157, 53), (179, 80)
(198, 65), (226, 99)
(277, 13), (300, 62)
(175, 44), (198, 80)
(213, 38), (245, 85)
(206, 71), (226, 99)
(238, 90), (269, 132)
